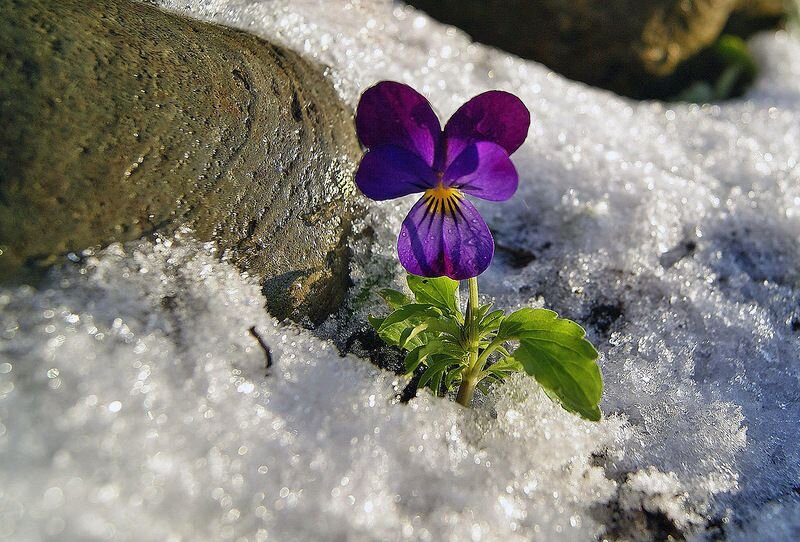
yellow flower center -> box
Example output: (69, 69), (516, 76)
(423, 181), (462, 215)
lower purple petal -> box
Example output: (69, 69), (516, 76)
(398, 195), (494, 280)
(355, 144), (436, 200)
(443, 141), (518, 201)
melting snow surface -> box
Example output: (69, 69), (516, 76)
(2, 1), (800, 540)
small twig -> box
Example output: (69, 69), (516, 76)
(249, 326), (273, 373)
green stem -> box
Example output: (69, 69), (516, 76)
(474, 338), (504, 372)
(456, 373), (477, 406)
(468, 276), (479, 318)
(456, 277), (481, 407)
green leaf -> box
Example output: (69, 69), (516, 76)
(471, 303), (492, 324)
(714, 35), (755, 76)
(404, 341), (445, 374)
(498, 309), (590, 346)
(513, 342), (602, 421)
(375, 303), (440, 347)
(404, 345), (424, 373)
(431, 371), (444, 396)
(499, 308), (602, 421)
(406, 275), (460, 317)
(418, 356), (459, 391)
(368, 315), (385, 332)
(477, 381), (493, 394)
(398, 323), (429, 350)
(712, 36), (754, 101)
(379, 288), (412, 310)
(380, 303), (438, 327)
(418, 365), (441, 389)
(495, 345), (511, 358)
(479, 309), (505, 334)
(479, 355), (522, 386)
(444, 366), (464, 390)
(422, 317), (463, 340)
(486, 355), (522, 375)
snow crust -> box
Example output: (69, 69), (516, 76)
(2, 0), (800, 540)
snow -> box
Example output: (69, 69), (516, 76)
(2, 1), (799, 540)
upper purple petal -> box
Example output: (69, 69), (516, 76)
(355, 144), (436, 201)
(398, 195), (494, 280)
(443, 141), (519, 201)
(442, 90), (530, 168)
(356, 81), (442, 167)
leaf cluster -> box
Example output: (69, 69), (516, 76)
(370, 275), (604, 420)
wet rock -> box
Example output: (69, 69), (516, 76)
(727, 0), (788, 36)
(406, 0), (787, 99)
(0, 0), (361, 323)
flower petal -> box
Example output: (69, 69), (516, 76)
(443, 141), (518, 201)
(442, 90), (530, 167)
(356, 81), (441, 167)
(398, 195), (494, 280)
(355, 144), (436, 200)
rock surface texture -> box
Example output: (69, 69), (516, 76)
(405, 0), (786, 98)
(0, 0), (361, 322)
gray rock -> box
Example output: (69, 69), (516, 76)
(0, 0), (362, 323)
(405, 0), (787, 99)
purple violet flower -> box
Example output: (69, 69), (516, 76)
(355, 81), (530, 280)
